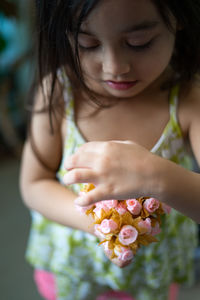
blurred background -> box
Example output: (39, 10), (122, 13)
(0, 1), (199, 299)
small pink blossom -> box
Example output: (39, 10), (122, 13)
(114, 246), (134, 262)
(94, 224), (106, 239)
(162, 203), (172, 214)
(143, 198), (160, 214)
(138, 217), (152, 234)
(102, 200), (118, 209)
(99, 219), (118, 234)
(121, 248), (134, 262)
(151, 222), (161, 236)
(118, 225), (138, 245)
(115, 202), (127, 215)
(126, 199), (142, 215)
(93, 206), (103, 218)
(102, 241), (113, 257)
(93, 201), (110, 218)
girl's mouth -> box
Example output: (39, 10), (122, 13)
(105, 80), (138, 90)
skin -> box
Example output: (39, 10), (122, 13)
(20, 0), (200, 270)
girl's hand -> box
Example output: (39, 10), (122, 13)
(64, 141), (159, 206)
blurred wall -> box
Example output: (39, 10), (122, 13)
(0, 0), (35, 158)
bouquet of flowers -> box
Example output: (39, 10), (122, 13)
(76, 184), (171, 264)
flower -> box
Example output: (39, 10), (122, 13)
(94, 224), (106, 239)
(78, 183), (169, 265)
(138, 217), (152, 234)
(103, 200), (118, 209)
(102, 241), (113, 257)
(143, 198), (160, 214)
(126, 199), (142, 215)
(115, 202), (127, 215)
(114, 246), (134, 262)
(93, 201), (110, 218)
(121, 248), (134, 262)
(99, 219), (118, 234)
(118, 225), (138, 245)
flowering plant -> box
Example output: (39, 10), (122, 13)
(77, 184), (171, 264)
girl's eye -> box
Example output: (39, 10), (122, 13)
(127, 40), (153, 51)
(78, 44), (99, 51)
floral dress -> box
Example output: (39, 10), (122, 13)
(26, 71), (198, 300)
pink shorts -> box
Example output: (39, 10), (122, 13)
(34, 269), (179, 300)
(34, 269), (57, 300)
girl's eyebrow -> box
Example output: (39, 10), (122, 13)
(124, 20), (160, 33)
(79, 20), (159, 36)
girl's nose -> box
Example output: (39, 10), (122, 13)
(102, 47), (130, 77)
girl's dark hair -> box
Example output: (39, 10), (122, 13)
(35, 0), (200, 109)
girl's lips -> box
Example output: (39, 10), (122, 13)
(105, 80), (138, 90)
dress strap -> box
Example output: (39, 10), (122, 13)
(57, 68), (75, 121)
(169, 84), (179, 123)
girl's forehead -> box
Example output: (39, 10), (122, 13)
(80, 0), (162, 33)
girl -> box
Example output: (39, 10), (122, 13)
(20, 0), (200, 299)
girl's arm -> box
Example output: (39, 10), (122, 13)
(63, 88), (200, 224)
(20, 84), (131, 268)
(20, 85), (93, 234)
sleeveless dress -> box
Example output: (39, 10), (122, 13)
(26, 71), (198, 300)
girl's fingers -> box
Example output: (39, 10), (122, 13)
(64, 154), (87, 170)
(64, 152), (95, 170)
(63, 169), (97, 185)
(74, 185), (106, 206)
(64, 142), (103, 169)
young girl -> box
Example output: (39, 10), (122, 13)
(20, 0), (200, 299)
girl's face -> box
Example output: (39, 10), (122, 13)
(77, 0), (176, 99)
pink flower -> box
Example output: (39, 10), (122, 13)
(151, 222), (161, 236)
(114, 246), (134, 262)
(162, 203), (172, 214)
(99, 219), (118, 234)
(102, 200), (118, 209)
(102, 241), (113, 257)
(118, 225), (138, 245)
(93, 206), (103, 218)
(143, 198), (160, 214)
(138, 217), (152, 234)
(115, 202), (127, 215)
(121, 248), (134, 262)
(95, 201), (110, 211)
(94, 224), (106, 239)
(126, 199), (142, 215)
(93, 201), (110, 218)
